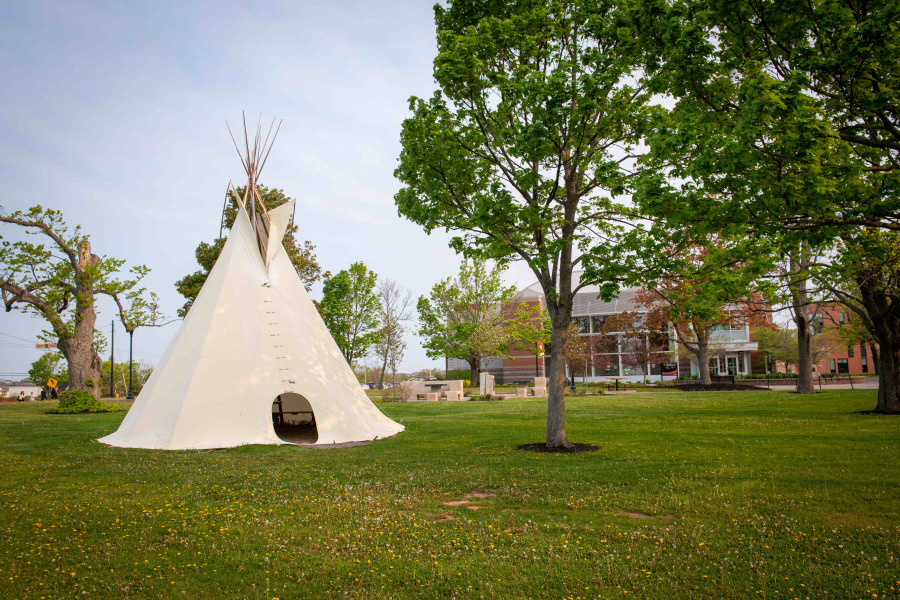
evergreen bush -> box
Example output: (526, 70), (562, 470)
(48, 390), (123, 414)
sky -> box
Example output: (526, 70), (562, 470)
(0, 0), (541, 379)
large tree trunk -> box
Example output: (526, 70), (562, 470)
(546, 298), (574, 447)
(696, 342), (711, 385)
(45, 241), (103, 397)
(468, 358), (480, 387)
(378, 354), (388, 389)
(677, 324), (712, 385)
(788, 250), (815, 393)
(795, 321), (815, 392)
(58, 329), (102, 396)
(860, 284), (900, 413)
(874, 339), (899, 413)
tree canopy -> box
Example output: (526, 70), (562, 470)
(396, 0), (659, 445)
(320, 262), (381, 366)
(0, 205), (148, 395)
(417, 259), (547, 381)
(174, 185), (328, 317)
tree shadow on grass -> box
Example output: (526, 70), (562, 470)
(517, 443), (599, 453)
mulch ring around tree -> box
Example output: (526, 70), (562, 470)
(517, 443), (599, 453)
(674, 383), (770, 392)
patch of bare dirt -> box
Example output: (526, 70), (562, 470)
(615, 511), (673, 520)
(466, 505), (483, 511)
(464, 492), (497, 499)
(443, 500), (469, 506)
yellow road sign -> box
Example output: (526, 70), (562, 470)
(35, 343), (57, 349)
(47, 378), (58, 389)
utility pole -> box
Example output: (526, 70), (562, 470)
(127, 329), (135, 399)
(109, 319), (115, 398)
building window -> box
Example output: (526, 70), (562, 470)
(590, 315), (606, 335)
(829, 359), (836, 373)
(572, 316), (590, 334)
(593, 358), (619, 377)
(836, 358), (849, 374)
(709, 358), (719, 375)
(861, 358), (868, 374)
(839, 312), (846, 324)
(809, 313), (824, 334)
(861, 344), (867, 358)
(848, 345), (854, 358)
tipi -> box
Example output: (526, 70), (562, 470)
(99, 118), (404, 449)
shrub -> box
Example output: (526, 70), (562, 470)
(446, 369), (473, 382)
(48, 390), (123, 414)
(400, 382), (417, 402)
(655, 380), (676, 388)
(469, 394), (502, 401)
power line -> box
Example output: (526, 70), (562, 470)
(0, 332), (40, 344)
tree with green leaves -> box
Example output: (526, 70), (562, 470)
(28, 352), (64, 390)
(174, 185), (328, 317)
(1, 206), (148, 395)
(416, 259), (546, 384)
(753, 327), (797, 374)
(822, 306), (878, 371)
(320, 262), (381, 365)
(395, 0), (657, 446)
(821, 230), (899, 411)
(633, 244), (771, 385)
(631, 0), (898, 235)
(629, 0), (899, 405)
(112, 288), (175, 398)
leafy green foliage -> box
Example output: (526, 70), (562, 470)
(47, 390), (122, 414)
(620, 0), (900, 403)
(174, 186), (328, 317)
(445, 368), (474, 382)
(0, 205), (149, 394)
(417, 259), (545, 378)
(395, 0), (663, 445)
(28, 352), (64, 389)
(628, 243), (772, 384)
(99, 360), (153, 397)
(320, 262), (381, 365)
(631, 0), (899, 240)
(821, 229), (900, 411)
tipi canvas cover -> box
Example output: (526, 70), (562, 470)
(99, 200), (404, 449)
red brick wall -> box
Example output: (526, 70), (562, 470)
(811, 304), (878, 375)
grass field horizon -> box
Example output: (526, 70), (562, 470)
(1, 390), (897, 599)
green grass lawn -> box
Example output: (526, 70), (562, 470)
(1, 390), (897, 599)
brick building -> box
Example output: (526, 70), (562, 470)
(811, 303), (878, 375)
(448, 279), (763, 383)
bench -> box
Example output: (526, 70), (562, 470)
(604, 379), (629, 392)
(403, 380), (465, 401)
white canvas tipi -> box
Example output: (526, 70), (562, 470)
(99, 119), (403, 449)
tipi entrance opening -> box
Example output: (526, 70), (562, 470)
(272, 393), (318, 444)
